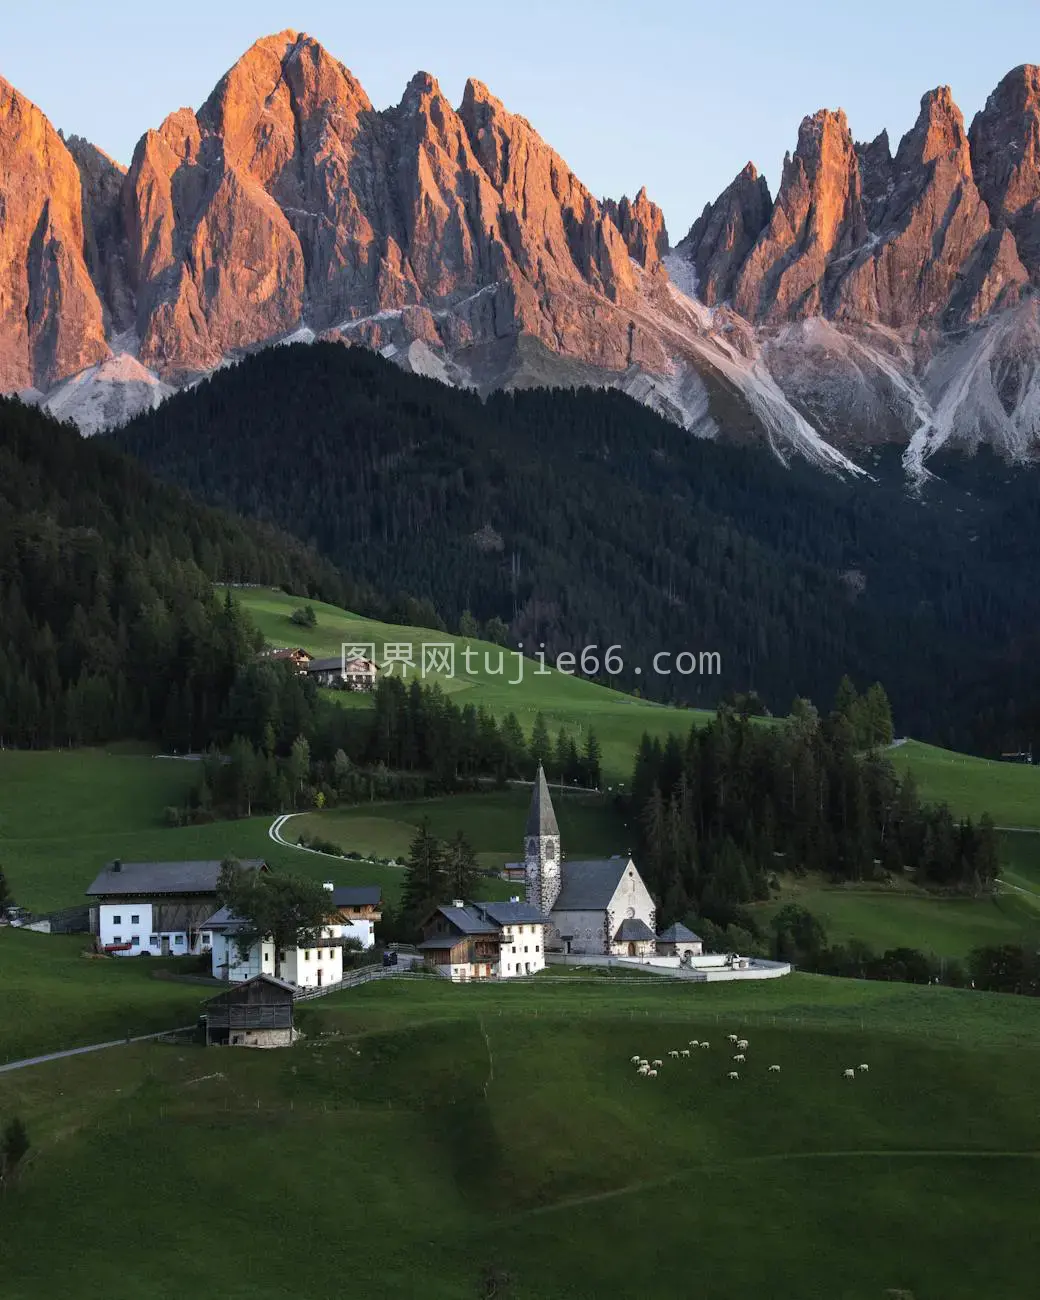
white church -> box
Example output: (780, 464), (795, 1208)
(523, 767), (659, 957)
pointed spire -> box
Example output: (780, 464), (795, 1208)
(525, 764), (559, 837)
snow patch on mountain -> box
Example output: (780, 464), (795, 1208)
(43, 353), (174, 435)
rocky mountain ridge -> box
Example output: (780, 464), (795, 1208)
(1, 31), (1039, 472)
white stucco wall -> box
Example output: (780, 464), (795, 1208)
(498, 923), (545, 977)
(210, 923), (345, 986)
(340, 918), (375, 949)
(210, 934), (277, 982)
(98, 901), (198, 957)
(606, 862), (656, 955)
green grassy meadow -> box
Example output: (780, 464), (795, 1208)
(2, 975), (1040, 1299)
(235, 587), (711, 783)
(290, 787), (630, 874)
(0, 930), (206, 1063)
(749, 868), (1040, 960)
(894, 739), (1040, 827)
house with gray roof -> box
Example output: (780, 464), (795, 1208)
(656, 921), (704, 959)
(85, 858), (267, 958)
(418, 896), (550, 980)
(522, 768), (657, 957)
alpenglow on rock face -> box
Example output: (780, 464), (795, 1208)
(1, 34), (1039, 475)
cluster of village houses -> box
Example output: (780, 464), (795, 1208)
(82, 769), (750, 1046)
(259, 645), (379, 690)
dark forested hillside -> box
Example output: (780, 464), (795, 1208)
(0, 397), (358, 747)
(114, 344), (1040, 753)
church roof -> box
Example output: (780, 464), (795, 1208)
(525, 765), (559, 838)
(657, 922), (702, 943)
(614, 917), (656, 943)
(552, 858), (632, 910)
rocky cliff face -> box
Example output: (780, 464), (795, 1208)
(1, 36), (1039, 477)
(0, 78), (109, 390)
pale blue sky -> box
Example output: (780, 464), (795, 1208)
(4, 1), (1036, 236)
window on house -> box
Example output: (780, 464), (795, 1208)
(131, 915), (140, 924)
(305, 951), (311, 961)
(112, 915), (122, 924)
(149, 934), (158, 945)
(524, 946), (529, 953)
(112, 935), (121, 943)
(278, 951), (286, 963)
(174, 935), (184, 945)
(535, 945), (540, 953)
(130, 935), (139, 946)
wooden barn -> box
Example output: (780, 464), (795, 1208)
(203, 974), (296, 1048)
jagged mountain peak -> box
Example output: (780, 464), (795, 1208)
(2, 45), (1040, 480)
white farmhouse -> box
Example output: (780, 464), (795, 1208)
(524, 767), (656, 956)
(85, 859), (267, 957)
(202, 905), (348, 989)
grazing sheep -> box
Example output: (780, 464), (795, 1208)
(768, 1065), (781, 1073)
(637, 1063), (650, 1075)
(630, 1055), (641, 1065)
(700, 1041), (710, 1050)
(647, 1069), (658, 1079)
(843, 1068), (856, 1080)
(652, 1059), (663, 1068)
(639, 1059), (649, 1067)
(733, 1053), (746, 1063)
(736, 1039), (749, 1050)
(727, 1034), (738, 1043)
(668, 1050), (680, 1059)
(858, 1063), (869, 1072)
(681, 1049), (691, 1058)
(727, 1071), (739, 1080)
(689, 1039), (699, 1047)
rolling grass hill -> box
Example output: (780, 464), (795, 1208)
(893, 739), (1040, 827)
(749, 871), (1040, 961)
(2, 975), (1040, 1298)
(235, 586), (712, 783)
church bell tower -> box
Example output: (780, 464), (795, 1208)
(525, 765), (561, 914)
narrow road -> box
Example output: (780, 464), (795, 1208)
(0, 1025), (194, 1076)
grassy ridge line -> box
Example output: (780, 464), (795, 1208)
(234, 587), (714, 782)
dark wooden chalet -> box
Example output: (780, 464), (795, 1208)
(330, 885), (383, 923)
(418, 903), (501, 977)
(204, 974), (296, 1048)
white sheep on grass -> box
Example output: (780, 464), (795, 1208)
(843, 1068), (856, 1080)
(768, 1065), (781, 1073)
(727, 1071), (739, 1080)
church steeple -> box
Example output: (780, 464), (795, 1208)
(525, 765), (561, 913)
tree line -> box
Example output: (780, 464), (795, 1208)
(629, 680), (1000, 935)
(178, 668), (603, 820)
(0, 397), (356, 750)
